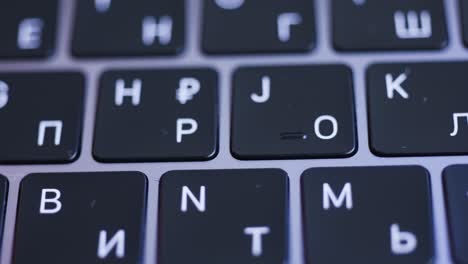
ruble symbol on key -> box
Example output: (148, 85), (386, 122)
(176, 77), (200, 104)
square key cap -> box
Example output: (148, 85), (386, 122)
(368, 62), (468, 156)
(333, 0), (447, 51)
(302, 166), (433, 264)
(0, 72), (84, 164)
(0, 175), (8, 246)
(0, 0), (58, 58)
(443, 165), (468, 264)
(94, 69), (218, 162)
(158, 169), (288, 264)
(14, 172), (147, 264)
(73, 0), (184, 57)
(231, 65), (356, 160)
(203, 0), (315, 54)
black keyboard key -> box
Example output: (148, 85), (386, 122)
(368, 62), (468, 156)
(0, 175), (8, 246)
(461, 0), (468, 47)
(443, 165), (468, 263)
(333, 0), (447, 51)
(231, 65), (356, 160)
(0, 72), (84, 164)
(94, 69), (218, 162)
(14, 172), (147, 264)
(302, 166), (433, 263)
(0, 0), (57, 58)
(73, 0), (184, 57)
(158, 169), (288, 264)
(202, 0), (315, 54)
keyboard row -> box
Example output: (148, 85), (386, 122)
(1, 62), (468, 164)
(1, 0), (467, 57)
(0, 166), (467, 263)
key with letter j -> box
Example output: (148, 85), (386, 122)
(158, 169), (288, 264)
(302, 166), (433, 263)
(13, 172), (147, 264)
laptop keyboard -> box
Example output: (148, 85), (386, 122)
(0, 0), (466, 263)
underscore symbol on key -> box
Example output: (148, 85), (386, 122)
(251, 76), (270, 103)
(450, 113), (468, 137)
(0, 81), (9, 109)
(394, 10), (432, 39)
(176, 78), (200, 104)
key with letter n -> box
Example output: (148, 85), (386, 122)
(158, 169), (288, 264)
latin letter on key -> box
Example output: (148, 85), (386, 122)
(390, 224), (418, 255)
(98, 230), (126, 259)
(450, 113), (468, 136)
(176, 118), (198, 143)
(114, 79), (142, 106)
(394, 11), (432, 39)
(277, 13), (302, 42)
(181, 186), (206, 212)
(314, 115), (339, 140)
(385, 73), (409, 99)
(244, 226), (270, 257)
(37, 120), (63, 146)
(17, 18), (44, 50)
(39, 188), (62, 214)
(323, 183), (353, 210)
(250, 76), (270, 103)
(142, 16), (173, 46)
